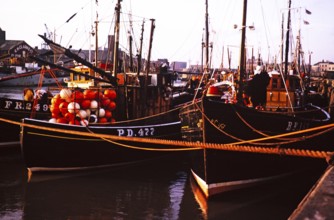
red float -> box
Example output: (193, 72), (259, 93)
(104, 110), (112, 118)
(71, 90), (84, 103)
(83, 89), (96, 100)
(98, 117), (108, 123)
(101, 98), (111, 107)
(64, 112), (75, 122)
(81, 99), (91, 109)
(56, 117), (68, 124)
(59, 102), (69, 115)
(108, 101), (116, 110)
(104, 89), (117, 100)
(51, 94), (63, 107)
(50, 104), (60, 115)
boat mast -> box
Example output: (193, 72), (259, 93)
(204, 0), (209, 74)
(136, 20), (144, 76)
(142, 19), (155, 116)
(94, 19), (98, 69)
(128, 32), (133, 72)
(112, 0), (121, 78)
(220, 45), (224, 70)
(145, 19), (155, 89)
(284, 0), (292, 78)
(237, 0), (248, 103)
(280, 13), (284, 73)
(228, 47), (231, 69)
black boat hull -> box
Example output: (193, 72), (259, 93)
(0, 98), (50, 142)
(181, 98), (332, 197)
(21, 117), (183, 172)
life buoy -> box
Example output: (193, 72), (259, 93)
(88, 114), (97, 124)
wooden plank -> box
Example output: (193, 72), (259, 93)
(289, 165), (334, 219)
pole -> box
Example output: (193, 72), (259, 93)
(137, 20), (144, 76)
(204, 0), (209, 74)
(112, 0), (121, 77)
(142, 19), (155, 116)
(129, 33), (133, 72)
(284, 0), (292, 77)
(237, 0), (248, 103)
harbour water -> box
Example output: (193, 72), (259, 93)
(0, 87), (328, 219)
(0, 146), (327, 220)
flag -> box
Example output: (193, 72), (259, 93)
(304, 20), (310, 25)
(305, 9), (312, 15)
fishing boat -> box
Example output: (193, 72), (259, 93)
(17, 63), (189, 172)
(20, 57), (189, 173)
(19, 0), (194, 173)
(180, 0), (334, 198)
(0, 61), (111, 144)
(20, 110), (185, 172)
(0, 68), (69, 87)
(0, 96), (50, 143)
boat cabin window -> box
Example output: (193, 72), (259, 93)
(269, 75), (282, 90)
(272, 78), (278, 89)
(287, 76), (301, 90)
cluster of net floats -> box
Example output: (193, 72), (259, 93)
(49, 88), (117, 125)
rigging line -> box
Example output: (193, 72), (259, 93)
(168, 9), (203, 60)
(231, 123), (334, 146)
(193, 100), (334, 146)
(194, 101), (299, 146)
(259, 0), (271, 59)
(125, 8), (141, 53)
(277, 64), (294, 112)
(56, 0), (92, 31)
(193, 101), (243, 142)
(99, 137), (201, 152)
(79, 31), (90, 51)
(84, 124), (199, 151)
(232, 104), (296, 141)
(18, 119), (199, 150)
(120, 12), (131, 52)
(121, 12), (150, 21)
(29, 130), (197, 152)
(231, 104), (334, 143)
(100, 12), (116, 68)
(3, 117), (333, 157)
(97, 100), (193, 125)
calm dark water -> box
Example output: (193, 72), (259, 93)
(0, 145), (327, 220)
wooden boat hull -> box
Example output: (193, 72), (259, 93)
(21, 117), (183, 172)
(180, 98), (332, 197)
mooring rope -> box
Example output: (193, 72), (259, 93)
(0, 117), (333, 161)
(191, 101), (334, 146)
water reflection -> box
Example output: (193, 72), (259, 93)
(0, 149), (327, 220)
(24, 159), (191, 219)
(189, 165), (327, 220)
(0, 154), (27, 220)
